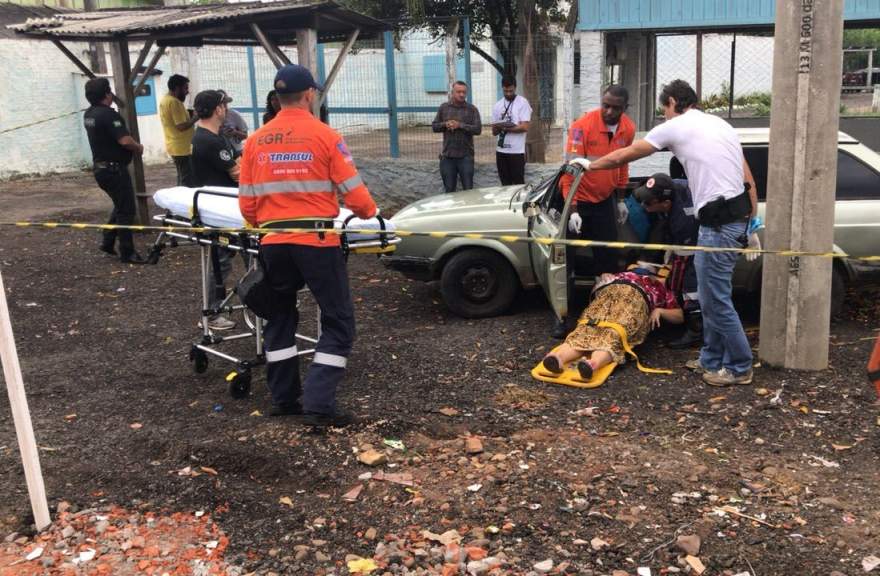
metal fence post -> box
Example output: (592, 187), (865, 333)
(463, 17), (473, 104)
(246, 46), (260, 127)
(384, 30), (400, 158)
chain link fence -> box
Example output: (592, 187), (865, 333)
(655, 32), (774, 119)
(197, 25), (567, 161)
(655, 31), (880, 118)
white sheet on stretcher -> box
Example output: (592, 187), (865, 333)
(152, 186), (393, 241)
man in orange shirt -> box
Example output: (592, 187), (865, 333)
(239, 64), (377, 427)
(561, 85), (635, 277)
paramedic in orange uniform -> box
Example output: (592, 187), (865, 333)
(560, 85), (635, 277)
(239, 64), (377, 427)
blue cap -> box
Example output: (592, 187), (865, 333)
(273, 64), (323, 94)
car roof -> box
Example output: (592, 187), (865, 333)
(735, 127), (859, 145)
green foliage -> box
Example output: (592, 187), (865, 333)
(698, 82), (772, 117)
(843, 29), (880, 50)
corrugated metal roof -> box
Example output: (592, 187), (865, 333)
(8, 0), (388, 43)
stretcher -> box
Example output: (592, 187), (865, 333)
(148, 185), (399, 398)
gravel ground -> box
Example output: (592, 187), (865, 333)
(0, 166), (878, 576)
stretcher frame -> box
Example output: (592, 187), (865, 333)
(147, 187), (398, 398)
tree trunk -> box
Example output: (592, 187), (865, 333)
(517, 0), (545, 162)
(445, 19), (460, 93)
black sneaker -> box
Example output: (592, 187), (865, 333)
(120, 251), (148, 264)
(577, 360), (594, 381)
(297, 411), (356, 428)
(668, 328), (702, 349)
(551, 318), (568, 340)
(269, 404), (303, 417)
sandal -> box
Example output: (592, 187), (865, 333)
(577, 359), (594, 381)
(542, 355), (563, 374)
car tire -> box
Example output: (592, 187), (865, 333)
(830, 264), (846, 319)
(440, 248), (518, 318)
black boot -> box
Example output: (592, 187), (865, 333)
(669, 312), (702, 349)
(551, 317), (568, 340)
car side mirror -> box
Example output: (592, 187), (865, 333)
(522, 201), (540, 218)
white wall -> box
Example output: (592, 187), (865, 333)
(0, 39), (92, 178)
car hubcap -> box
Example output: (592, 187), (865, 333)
(461, 265), (495, 302)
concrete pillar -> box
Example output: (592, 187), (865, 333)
(578, 30), (604, 115)
(873, 84), (880, 112)
(561, 33), (575, 160)
(759, 0), (844, 370)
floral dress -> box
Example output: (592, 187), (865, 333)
(564, 272), (679, 365)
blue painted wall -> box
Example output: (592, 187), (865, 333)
(579, 0), (880, 31)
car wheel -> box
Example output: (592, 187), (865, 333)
(830, 264), (846, 319)
(440, 248), (518, 318)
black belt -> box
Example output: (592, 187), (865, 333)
(259, 219), (335, 239)
(93, 161), (123, 171)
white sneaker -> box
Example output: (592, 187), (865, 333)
(703, 367), (753, 387)
(199, 315), (236, 331)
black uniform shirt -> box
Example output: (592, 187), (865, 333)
(83, 104), (132, 164)
(191, 126), (237, 187)
(665, 178), (699, 246)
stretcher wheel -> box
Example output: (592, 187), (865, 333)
(227, 370), (251, 399)
(190, 347), (209, 374)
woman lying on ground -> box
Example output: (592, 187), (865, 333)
(543, 266), (684, 380)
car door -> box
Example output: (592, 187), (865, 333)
(830, 146), (880, 259)
(526, 166), (582, 321)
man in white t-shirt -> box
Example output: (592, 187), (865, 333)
(580, 79), (760, 387)
(491, 76), (532, 185)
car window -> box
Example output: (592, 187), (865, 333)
(837, 150), (880, 199)
(743, 146), (768, 201)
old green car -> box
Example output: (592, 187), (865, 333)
(383, 129), (879, 320)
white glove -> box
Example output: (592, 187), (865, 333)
(568, 158), (591, 171)
(746, 232), (762, 261)
(568, 212), (583, 234)
(617, 200), (629, 225)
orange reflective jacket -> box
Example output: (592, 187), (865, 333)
(560, 109), (635, 204)
(239, 108), (377, 247)
(869, 333), (880, 399)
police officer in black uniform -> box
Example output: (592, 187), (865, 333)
(83, 77), (147, 264)
(634, 172), (702, 348)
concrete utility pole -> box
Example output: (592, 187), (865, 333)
(759, 0), (845, 369)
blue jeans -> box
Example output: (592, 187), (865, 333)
(439, 156), (475, 193)
(695, 222), (753, 375)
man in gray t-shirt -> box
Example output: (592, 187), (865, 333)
(218, 90), (249, 154)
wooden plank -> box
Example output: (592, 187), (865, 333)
(132, 45), (166, 99)
(0, 267), (51, 532)
(296, 27), (319, 115)
(251, 23), (289, 69)
(128, 39), (154, 84)
(51, 38), (96, 78)
(320, 28), (359, 105)
(109, 39), (149, 224)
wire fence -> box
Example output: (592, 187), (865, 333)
(197, 26), (567, 161)
(655, 31), (880, 118)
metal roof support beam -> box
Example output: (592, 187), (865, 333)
(131, 44), (166, 98)
(108, 39), (149, 225)
(128, 39), (154, 84)
(319, 28), (359, 106)
(250, 23), (290, 69)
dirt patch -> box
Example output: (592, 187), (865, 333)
(0, 168), (879, 575)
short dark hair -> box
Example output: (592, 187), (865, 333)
(501, 75), (516, 88)
(603, 84), (629, 106)
(278, 90), (308, 106)
(85, 77), (111, 106)
(453, 80), (468, 89)
(659, 79), (698, 113)
(168, 74), (189, 92)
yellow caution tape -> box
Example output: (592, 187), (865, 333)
(2, 220), (879, 263)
